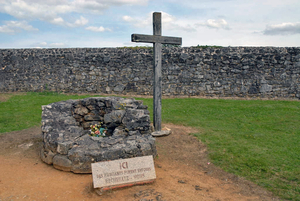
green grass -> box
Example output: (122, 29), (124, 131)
(160, 98), (300, 200)
(0, 93), (299, 200)
(192, 45), (223, 49)
(0, 92), (96, 133)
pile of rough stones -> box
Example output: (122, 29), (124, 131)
(40, 97), (157, 173)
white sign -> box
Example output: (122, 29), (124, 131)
(91, 155), (156, 188)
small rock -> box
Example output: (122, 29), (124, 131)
(53, 154), (73, 171)
(260, 84), (272, 93)
(104, 110), (126, 124)
(195, 185), (202, 191)
(113, 127), (127, 137)
(105, 86), (111, 93)
(151, 130), (171, 137)
(74, 106), (89, 116)
(40, 149), (55, 165)
(18, 142), (33, 149)
(113, 85), (125, 92)
(57, 141), (73, 155)
(84, 114), (103, 121)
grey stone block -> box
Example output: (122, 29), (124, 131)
(260, 84), (272, 93)
(57, 141), (73, 155)
(113, 85), (125, 92)
(104, 110), (125, 124)
(53, 154), (73, 171)
(74, 106), (89, 116)
(40, 148), (55, 165)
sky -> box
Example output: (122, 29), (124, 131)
(0, 0), (300, 49)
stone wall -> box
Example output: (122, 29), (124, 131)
(1, 47), (300, 99)
(41, 97), (156, 173)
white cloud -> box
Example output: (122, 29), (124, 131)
(0, 0), (147, 26)
(263, 22), (300, 35)
(122, 12), (196, 32)
(162, 12), (196, 32)
(122, 13), (150, 28)
(122, 15), (134, 22)
(49, 42), (66, 47)
(7, 21), (38, 31)
(48, 16), (88, 27)
(0, 24), (15, 33)
(72, 0), (108, 14)
(73, 0), (148, 14)
(73, 16), (88, 26)
(37, 42), (48, 46)
(161, 12), (175, 24)
(50, 17), (65, 25)
(1, 0), (148, 16)
(86, 26), (112, 32)
(0, 0), (64, 20)
(32, 41), (67, 48)
(196, 19), (230, 30)
(253, 0), (299, 6)
(0, 20), (38, 33)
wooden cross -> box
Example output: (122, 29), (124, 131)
(131, 12), (182, 131)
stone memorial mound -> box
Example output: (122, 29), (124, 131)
(40, 97), (157, 173)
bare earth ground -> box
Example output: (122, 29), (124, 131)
(0, 124), (281, 201)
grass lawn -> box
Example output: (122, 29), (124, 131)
(0, 92), (97, 133)
(0, 92), (299, 200)
(161, 98), (300, 200)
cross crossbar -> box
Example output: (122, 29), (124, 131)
(131, 34), (182, 45)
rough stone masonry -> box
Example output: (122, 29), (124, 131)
(40, 96), (157, 173)
(0, 47), (299, 99)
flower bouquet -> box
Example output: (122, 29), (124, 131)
(90, 123), (107, 137)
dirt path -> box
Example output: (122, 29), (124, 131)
(0, 124), (280, 201)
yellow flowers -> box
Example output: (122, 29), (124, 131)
(117, 103), (127, 110)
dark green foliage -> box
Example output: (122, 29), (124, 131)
(117, 46), (152, 50)
(162, 44), (181, 48)
(192, 45), (223, 49)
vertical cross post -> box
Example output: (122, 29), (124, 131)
(131, 12), (182, 131)
(153, 12), (162, 131)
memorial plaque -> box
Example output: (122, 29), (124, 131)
(92, 155), (156, 189)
